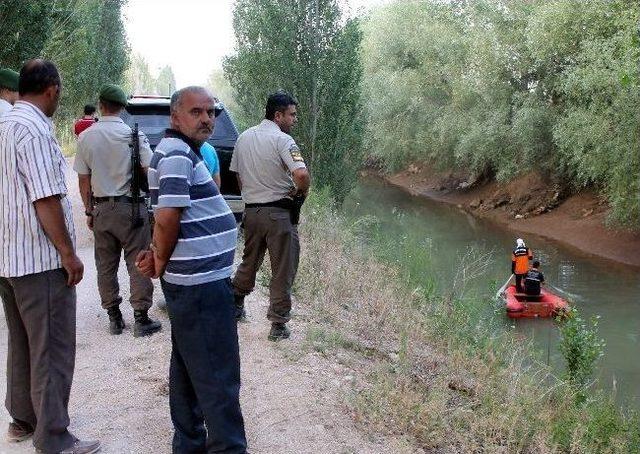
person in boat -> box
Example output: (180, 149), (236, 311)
(524, 260), (545, 296)
(511, 238), (533, 293)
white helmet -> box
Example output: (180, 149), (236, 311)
(516, 238), (525, 247)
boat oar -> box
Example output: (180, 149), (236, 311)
(496, 274), (514, 299)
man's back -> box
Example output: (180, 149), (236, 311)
(524, 269), (545, 296)
(231, 119), (305, 204)
(74, 116), (151, 197)
(0, 101), (74, 277)
(512, 246), (532, 275)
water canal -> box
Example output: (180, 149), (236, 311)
(343, 177), (640, 407)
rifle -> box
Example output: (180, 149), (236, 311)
(130, 123), (148, 228)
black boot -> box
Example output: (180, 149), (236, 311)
(268, 323), (290, 341)
(133, 310), (162, 338)
(234, 294), (247, 322)
(107, 307), (125, 335)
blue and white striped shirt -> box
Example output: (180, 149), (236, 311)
(0, 101), (76, 277)
(149, 131), (237, 286)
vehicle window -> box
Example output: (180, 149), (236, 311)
(127, 114), (169, 128)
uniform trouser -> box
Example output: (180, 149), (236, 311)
(161, 278), (247, 454)
(515, 274), (525, 293)
(0, 270), (76, 454)
(232, 207), (300, 324)
(93, 201), (153, 311)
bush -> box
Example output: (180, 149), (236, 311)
(558, 308), (605, 400)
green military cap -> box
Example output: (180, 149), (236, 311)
(99, 83), (127, 106)
(0, 69), (19, 91)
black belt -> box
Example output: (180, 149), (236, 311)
(245, 198), (293, 210)
(94, 196), (134, 204)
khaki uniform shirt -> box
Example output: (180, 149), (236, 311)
(73, 116), (152, 197)
(230, 119), (306, 204)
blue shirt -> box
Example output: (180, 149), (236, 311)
(200, 142), (219, 176)
(148, 130), (237, 286)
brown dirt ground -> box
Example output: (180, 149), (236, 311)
(385, 163), (640, 268)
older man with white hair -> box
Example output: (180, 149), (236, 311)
(136, 86), (246, 453)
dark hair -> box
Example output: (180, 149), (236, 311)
(18, 59), (60, 96)
(99, 98), (123, 113)
(265, 90), (298, 120)
(533, 260), (540, 268)
(84, 104), (96, 115)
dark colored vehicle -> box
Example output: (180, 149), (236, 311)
(120, 95), (244, 219)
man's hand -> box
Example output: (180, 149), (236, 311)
(61, 252), (84, 287)
(153, 250), (168, 278)
(151, 207), (182, 278)
(136, 249), (156, 278)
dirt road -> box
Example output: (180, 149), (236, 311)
(0, 160), (410, 454)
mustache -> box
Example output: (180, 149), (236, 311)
(198, 124), (213, 132)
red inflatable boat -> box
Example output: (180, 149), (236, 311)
(502, 285), (569, 319)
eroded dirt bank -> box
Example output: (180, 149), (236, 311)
(382, 164), (640, 268)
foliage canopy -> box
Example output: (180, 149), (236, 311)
(362, 0), (640, 225)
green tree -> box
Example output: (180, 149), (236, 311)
(156, 65), (176, 96)
(224, 0), (365, 201)
(0, 0), (129, 145)
(206, 68), (245, 130)
(0, 0), (53, 69)
(124, 53), (157, 95)
(362, 0), (640, 225)
(541, 0), (640, 225)
(43, 0), (129, 125)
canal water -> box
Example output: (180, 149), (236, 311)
(344, 177), (640, 407)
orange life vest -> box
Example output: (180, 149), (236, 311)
(511, 246), (533, 275)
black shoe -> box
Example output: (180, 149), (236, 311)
(133, 310), (162, 338)
(234, 294), (247, 322)
(107, 307), (125, 335)
(268, 323), (290, 341)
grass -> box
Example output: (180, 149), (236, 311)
(293, 189), (640, 453)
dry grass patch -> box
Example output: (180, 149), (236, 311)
(293, 192), (640, 453)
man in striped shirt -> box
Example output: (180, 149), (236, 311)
(136, 86), (246, 453)
(0, 60), (99, 454)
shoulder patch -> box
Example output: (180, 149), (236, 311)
(290, 144), (304, 163)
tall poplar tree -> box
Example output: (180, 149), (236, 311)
(224, 0), (364, 201)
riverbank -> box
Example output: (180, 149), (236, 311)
(381, 164), (640, 268)
(295, 192), (639, 452)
